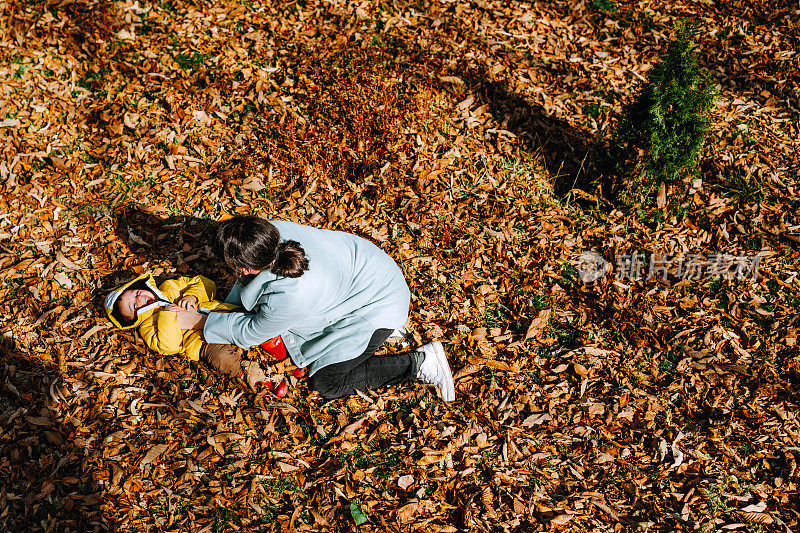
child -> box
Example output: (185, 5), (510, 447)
(105, 273), (288, 395)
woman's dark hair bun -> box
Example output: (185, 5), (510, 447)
(212, 216), (309, 278)
(271, 240), (309, 278)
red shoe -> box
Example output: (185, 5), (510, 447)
(266, 379), (289, 398)
(260, 336), (289, 362)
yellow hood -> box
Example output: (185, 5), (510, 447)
(104, 273), (171, 330)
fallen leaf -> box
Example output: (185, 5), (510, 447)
(140, 444), (169, 468)
(525, 309), (551, 339)
(397, 474), (414, 490)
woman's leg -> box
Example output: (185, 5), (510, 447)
(308, 329), (419, 400)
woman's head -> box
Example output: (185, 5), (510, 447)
(212, 216), (309, 278)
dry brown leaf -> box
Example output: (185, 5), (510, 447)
(397, 474), (414, 490)
(55, 250), (81, 270)
(482, 487), (498, 518)
(396, 503), (420, 523)
(525, 308), (552, 340)
(735, 511), (774, 524)
(1, 1), (797, 531)
(139, 444), (169, 468)
(453, 364), (482, 380)
(549, 514), (573, 527)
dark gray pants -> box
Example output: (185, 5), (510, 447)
(308, 329), (418, 400)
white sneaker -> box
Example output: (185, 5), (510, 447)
(416, 341), (455, 402)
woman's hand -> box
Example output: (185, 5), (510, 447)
(172, 308), (207, 330)
(175, 295), (198, 311)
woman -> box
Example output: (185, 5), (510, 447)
(176, 216), (455, 401)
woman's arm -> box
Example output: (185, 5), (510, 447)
(202, 306), (299, 349)
(224, 281), (244, 306)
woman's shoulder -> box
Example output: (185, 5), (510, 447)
(270, 220), (310, 233)
(271, 220), (376, 250)
(253, 276), (313, 315)
(270, 220), (330, 242)
(240, 270), (303, 306)
(269, 221), (391, 275)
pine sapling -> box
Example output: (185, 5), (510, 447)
(615, 19), (716, 207)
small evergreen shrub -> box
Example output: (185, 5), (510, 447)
(615, 19), (716, 206)
(590, 0), (618, 13)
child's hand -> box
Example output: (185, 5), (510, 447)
(174, 309), (206, 330)
(175, 295), (198, 311)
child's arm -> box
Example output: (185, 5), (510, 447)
(160, 276), (216, 304)
(138, 311), (184, 355)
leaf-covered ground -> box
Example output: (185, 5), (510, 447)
(1, 0), (798, 531)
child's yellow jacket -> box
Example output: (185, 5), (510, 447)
(105, 273), (236, 361)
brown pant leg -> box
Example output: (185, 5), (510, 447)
(200, 343), (243, 378)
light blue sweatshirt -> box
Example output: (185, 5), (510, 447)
(203, 221), (410, 375)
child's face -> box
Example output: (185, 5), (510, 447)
(119, 289), (156, 320)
